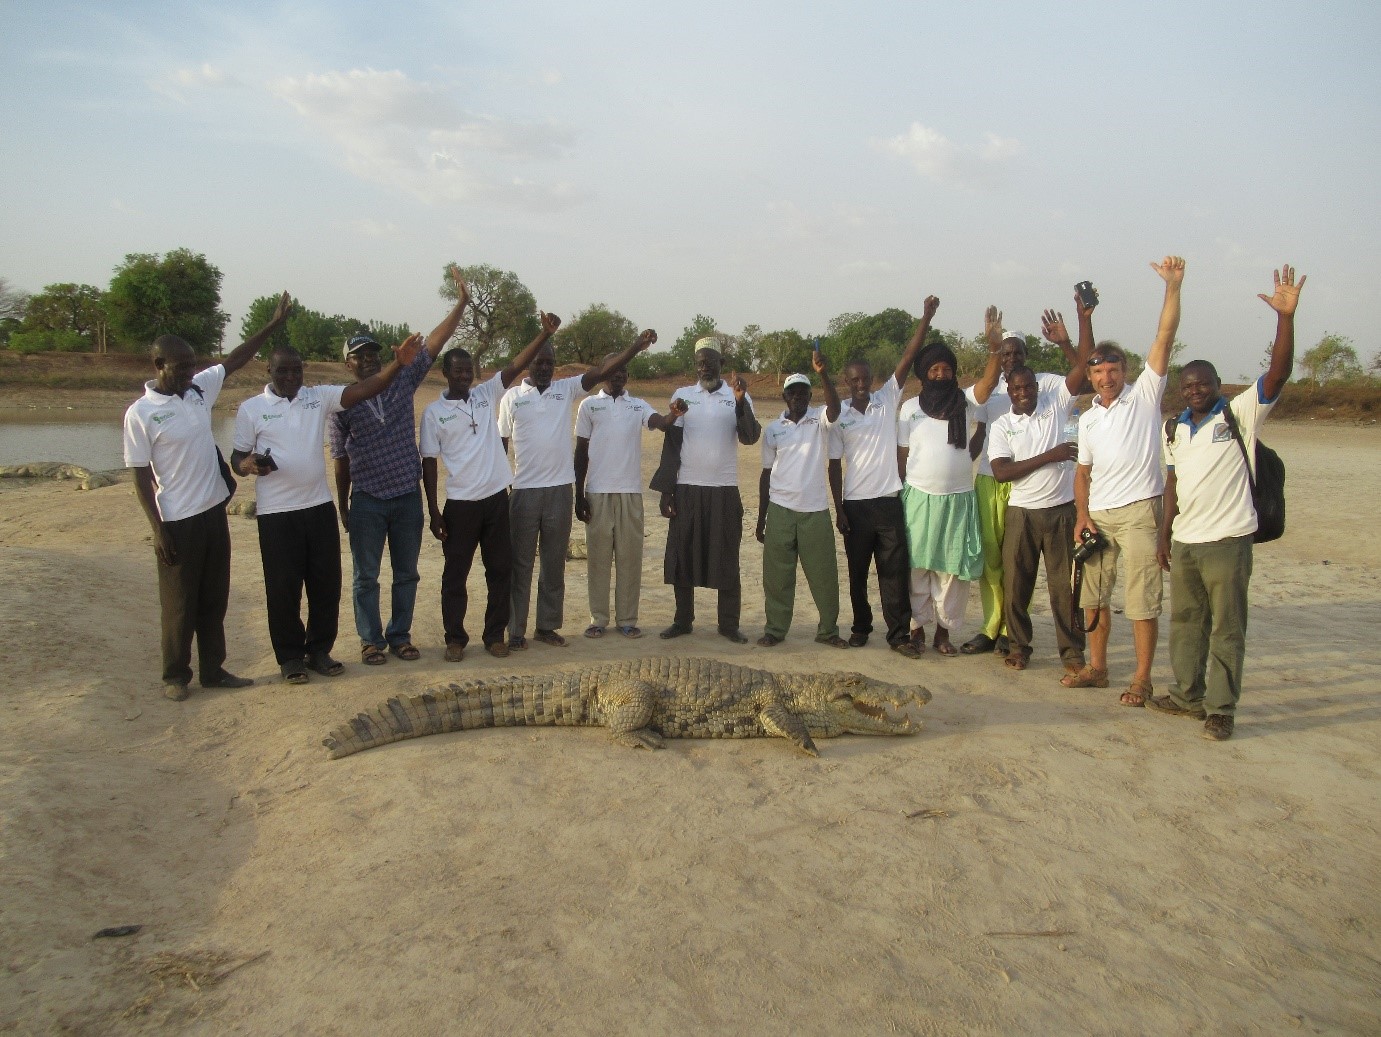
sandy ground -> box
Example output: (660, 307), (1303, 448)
(0, 407), (1378, 1036)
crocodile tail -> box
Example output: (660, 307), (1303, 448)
(321, 675), (590, 759)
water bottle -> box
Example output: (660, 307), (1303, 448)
(1061, 409), (1080, 471)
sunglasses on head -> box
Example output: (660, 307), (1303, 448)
(1087, 352), (1124, 366)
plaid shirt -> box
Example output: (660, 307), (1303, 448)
(328, 348), (434, 500)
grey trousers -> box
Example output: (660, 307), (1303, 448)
(1001, 502), (1084, 663)
(509, 484), (573, 638)
(586, 491), (644, 628)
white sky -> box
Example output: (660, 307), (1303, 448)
(3, 1), (1377, 378)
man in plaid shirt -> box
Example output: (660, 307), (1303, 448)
(329, 266), (470, 666)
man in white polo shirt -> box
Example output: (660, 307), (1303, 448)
(1067, 255), (1184, 707)
(826, 294), (938, 659)
(420, 313), (561, 662)
(231, 335), (420, 684)
(575, 337), (681, 640)
(1147, 264), (1304, 741)
(987, 365), (1086, 673)
(124, 292), (292, 701)
(498, 329), (653, 650)
(755, 353), (846, 648)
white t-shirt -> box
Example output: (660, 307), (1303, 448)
(986, 382), (1077, 509)
(1164, 378), (1276, 544)
(826, 377), (904, 500)
(1078, 368), (1168, 512)
(672, 381), (756, 488)
(497, 374), (588, 491)
(575, 390), (654, 494)
(123, 365), (230, 522)
(762, 405), (831, 513)
(419, 373), (511, 502)
(897, 389), (981, 496)
(974, 372), (1070, 478)
(232, 384), (347, 517)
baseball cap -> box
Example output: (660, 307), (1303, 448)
(783, 373), (811, 390)
(343, 334), (382, 360)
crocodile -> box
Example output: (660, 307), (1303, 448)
(322, 657), (928, 759)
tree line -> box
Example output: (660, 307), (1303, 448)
(2, 254), (1372, 384)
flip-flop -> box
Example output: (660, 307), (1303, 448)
(618, 625), (643, 639)
(389, 642), (421, 661)
(584, 625), (605, 639)
(1060, 666), (1109, 689)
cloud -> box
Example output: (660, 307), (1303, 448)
(988, 259), (1031, 279)
(879, 122), (1021, 189)
(151, 62), (242, 102)
(267, 68), (580, 210)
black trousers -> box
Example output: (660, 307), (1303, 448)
(841, 495), (911, 646)
(1002, 502), (1085, 661)
(441, 490), (512, 649)
(256, 501), (340, 664)
(157, 502), (232, 684)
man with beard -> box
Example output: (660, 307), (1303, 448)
(124, 292), (292, 701)
(896, 309), (1002, 654)
(658, 340), (762, 644)
(498, 328), (654, 650)
(1147, 264), (1303, 741)
(329, 265), (470, 667)
(420, 314), (562, 662)
(825, 294), (939, 659)
(231, 335), (421, 684)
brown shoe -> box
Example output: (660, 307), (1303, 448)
(164, 681), (190, 701)
(444, 643), (465, 662)
(891, 642), (923, 660)
(1145, 694), (1207, 720)
(1202, 714), (1235, 741)
(485, 641), (509, 659)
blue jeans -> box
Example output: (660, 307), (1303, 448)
(348, 489), (424, 648)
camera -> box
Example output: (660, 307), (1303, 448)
(1072, 527), (1107, 564)
(253, 448), (278, 472)
(1075, 280), (1099, 311)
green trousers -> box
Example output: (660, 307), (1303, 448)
(1168, 536), (1253, 716)
(762, 503), (840, 640)
(975, 474), (1010, 639)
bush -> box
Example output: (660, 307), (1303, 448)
(8, 329), (88, 354)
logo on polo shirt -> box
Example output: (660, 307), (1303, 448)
(513, 398), (532, 409)
(261, 413), (282, 421)
(1212, 422), (1231, 443)
(721, 399), (734, 408)
(304, 399), (321, 410)
(438, 414), (457, 425)
(151, 411), (175, 424)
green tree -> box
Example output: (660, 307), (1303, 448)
(12, 283), (106, 351)
(556, 303), (639, 365)
(734, 324), (764, 372)
(444, 263), (539, 370)
(106, 249), (229, 353)
(757, 329), (810, 379)
(1299, 333), (1363, 383)
(668, 314), (720, 375)
(241, 294), (295, 356)
(824, 308), (916, 374)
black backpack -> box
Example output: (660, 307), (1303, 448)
(1164, 407), (1285, 544)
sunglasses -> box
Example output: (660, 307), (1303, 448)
(1086, 353), (1125, 366)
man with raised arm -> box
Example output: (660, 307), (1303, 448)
(574, 332), (670, 640)
(755, 351), (847, 649)
(498, 326), (653, 650)
(961, 296), (1090, 658)
(1146, 264), (1304, 741)
(328, 266), (470, 668)
(1065, 256), (1185, 707)
(826, 295), (938, 659)
(658, 341), (762, 644)
(231, 334), (421, 685)
(420, 315), (563, 663)
(124, 292), (292, 701)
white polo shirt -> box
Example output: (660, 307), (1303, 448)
(898, 389), (982, 496)
(987, 383), (1077, 509)
(1164, 378), (1275, 544)
(419, 372), (511, 502)
(232, 384), (347, 517)
(575, 390), (654, 494)
(123, 365), (230, 522)
(974, 372), (1070, 478)
(672, 381), (757, 488)
(1078, 368), (1167, 512)
(762, 405), (831, 513)
(826, 377), (904, 500)
(498, 374), (587, 491)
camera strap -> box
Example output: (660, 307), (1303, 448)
(1071, 557), (1100, 633)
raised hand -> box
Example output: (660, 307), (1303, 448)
(1150, 255), (1186, 286)
(449, 265), (470, 311)
(810, 348), (827, 375)
(395, 333), (423, 367)
(1041, 309), (1070, 347)
(271, 290), (293, 324)
(636, 329), (658, 351)
(1258, 264), (1306, 316)
(984, 305), (1003, 350)
(540, 311), (562, 335)
(921, 295), (940, 321)
(728, 370), (747, 401)
(1074, 286), (1098, 319)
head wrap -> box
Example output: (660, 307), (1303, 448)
(912, 342), (967, 449)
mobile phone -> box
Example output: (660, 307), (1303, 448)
(1075, 281), (1099, 310)
(254, 448), (278, 472)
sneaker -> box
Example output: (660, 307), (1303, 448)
(163, 681), (191, 701)
(444, 643), (466, 662)
(1202, 715), (1235, 741)
(485, 641), (510, 659)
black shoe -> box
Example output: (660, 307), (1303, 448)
(201, 670), (253, 689)
(1202, 714), (1235, 741)
(993, 635), (1010, 657)
(848, 632), (869, 647)
(659, 623), (693, 640)
(281, 661), (310, 685)
(305, 652), (344, 677)
(960, 634), (996, 655)
(719, 628), (749, 644)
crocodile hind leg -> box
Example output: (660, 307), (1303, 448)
(598, 679), (666, 750)
(759, 704), (819, 756)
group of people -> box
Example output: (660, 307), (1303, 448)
(123, 258), (1305, 742)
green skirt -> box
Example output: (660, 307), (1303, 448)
(902, 485), (983, 581)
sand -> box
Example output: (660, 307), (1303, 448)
(0, 411), (1378, 1036)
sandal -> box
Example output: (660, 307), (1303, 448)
(584, 625), (605, 639)
(361, 644), (388, 666)
(533, 629), (568, 647)
(281, 661), (310, 685)
(389, 642), (421, 661)
(932, 639), (958, 657)
(306, 652), (344, 677)
(618, 625), (643, 639)
(1120, 678), (1153, 708)
(1060, 666), (1109, 689)
(1004, 648), (1031, 671)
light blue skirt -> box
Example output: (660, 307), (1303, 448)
(902, 485), (983, 581)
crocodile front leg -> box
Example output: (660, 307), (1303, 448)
(759, 704), (818, 756)
(598, 679), (666, 750)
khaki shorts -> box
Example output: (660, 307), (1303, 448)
(1080, 497), (1164, 620)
